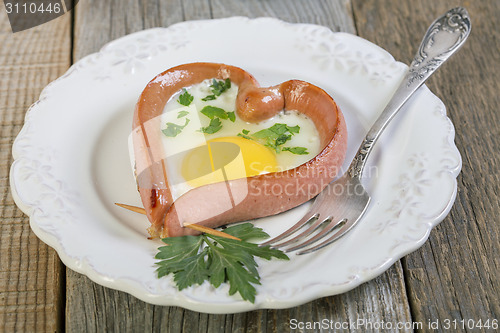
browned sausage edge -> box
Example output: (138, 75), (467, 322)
(132, 62), (347, 237)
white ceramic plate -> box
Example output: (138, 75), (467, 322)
(10, 17), (461, 313)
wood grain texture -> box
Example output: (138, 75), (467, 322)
(0, 7), (70, 333)
(353, 0), (500, 328)
(72, 0), (213, 60)
(67, 264), (412, 332)
(66, 0), (413, 332)
(210, 0), (356, 32)
(4, 0), (496, 331)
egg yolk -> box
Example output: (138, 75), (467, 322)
(181, 136), (278, 188)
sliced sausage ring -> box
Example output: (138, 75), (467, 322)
(132, 62), (348, 237)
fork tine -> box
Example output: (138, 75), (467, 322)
(283, 218), (346, 252)
(269, 214), (328, 248)
(297, 198), (370, 254)
(259, 213), (318, 247)
(297, 217), (359, 255)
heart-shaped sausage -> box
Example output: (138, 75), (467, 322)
(132, 63), (347, 237)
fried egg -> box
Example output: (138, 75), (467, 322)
(159, 79), (320, 200)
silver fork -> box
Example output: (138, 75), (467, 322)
(261, 7), (471, 255)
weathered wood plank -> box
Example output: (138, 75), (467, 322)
(353, 0), (500, 328)
(72, 0), (212, 60)
(67, 264), (412, 332)
(0, 8), (71, 333)
(66, 0), (415, 332)
(210, 0), (356, 32)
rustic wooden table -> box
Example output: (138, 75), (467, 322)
(1, 0), (499, 332)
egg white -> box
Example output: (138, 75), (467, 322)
(159, 79), (321, 200)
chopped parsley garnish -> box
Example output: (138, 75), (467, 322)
(275, 134), (292, 147)
(202, 78), (231, 101)
(282, 146), (309, 155)
(253, 123), (300, 139)
(198, 106), (235, 134)
(200, 118), (222, 134)
(238, 124), (309, 155)
(237, 129), (252, 140)
(177, 110), (189, 118)
(210, 78), (231, 95)
(197, 79), (235, 133)
(155, 223), (289, 303)
(178, 89), (194, 106)
(201, 95), (216, 101)
(162, 118), (190, 137)
(201, 106), (230, 120)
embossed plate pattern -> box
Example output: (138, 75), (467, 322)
(10, 17), (461, 313)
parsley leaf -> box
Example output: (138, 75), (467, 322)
(156, 237), (209, 290)
(201, 95), (217, 102)
(173, 251), (209, 290)
(282, 146), (309, 155)
(199, 106), (235, 133)
(286, 125), (300, 134)
(156, 236), (202, 261)
(239, 123), (309, 155)
(237, 129), (252, 140)
(178, 89), (194, 106)
(210, 78), (231, 96)
(177, 110), (189, 118)
(206, 242), (260, 301)
(275, 134), (292, 146)
(202, 78), (231, 101)
(200, 118), (222, 134)
(253, 123), (296, 138)
(222, 223), (271, 241)
(201, 106), (229, 120)
(162, 118), (190, 137)
(155, 223), (289, 303)
(251, 128), (274, 140)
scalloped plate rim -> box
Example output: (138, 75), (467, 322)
(9, 16), (461, 313)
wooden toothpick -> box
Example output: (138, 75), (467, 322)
(115, 202), (146, 215)
(115, 203), (241, 241)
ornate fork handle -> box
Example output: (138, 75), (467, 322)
(348, 7), (471, 179)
